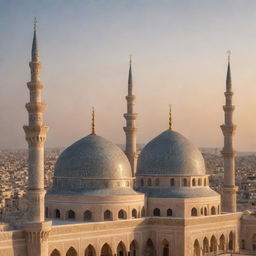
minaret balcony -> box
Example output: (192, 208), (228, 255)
(123, 127), (138, 133)
(220, 124), (236, 135)
(25, 102), (47, 113)
(27, 81), (44, 90)
(124, 113), (138, 120)
(223, 105), (235, 111)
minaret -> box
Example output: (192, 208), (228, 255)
(220, 52), (238, 213)
(123, 56), (138, 176)
(23, 19), (51, 256)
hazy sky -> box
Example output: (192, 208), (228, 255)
(1, 0), (256, 151)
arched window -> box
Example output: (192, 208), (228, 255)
(211, 206), (216, 215)
(85, 244), (96, 256)
(104, 210), (113, 221)
(132, 209), (137, 218)
(191, 208), (197, 216)
(154, 178), (160, 186)
(117, 241), (127, 256)
(183, 178), (187, 187)
(50, 249), (61, 256)
(101, 243), (112, 256)
(203, 237), (209, 254)
(194, 240), (200, 256)
(140, 178), (144, 186)
(200, 208), (203, 215)
(170, 178), (175, 186)
(198, 178), (202, 186)
(130, 240), (138, 256)
(118, 209), (127, 219)
(210, 235), (217, 253)
(66, 247), (78, 256)
(84, 210), (92, 221)
(67, 210), (75, 219)
(204, 178), (207, 186)
(162, 239), (169, 256)
(45, 207), (48, 218)
(219, 234), (225, 252)
(204, 207), (207, 216)
(153, 208), (160, 216)
(167, 208), (172, 216)
(229, 231), (234, 251)
(147, 178), (152, 186)
(55, 209), (60, 219)
(192, 178), (196, 186)
(141, 207), (145, 217)
(144, 239), (155, 256)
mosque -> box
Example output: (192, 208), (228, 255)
(0, 22), (256, 256)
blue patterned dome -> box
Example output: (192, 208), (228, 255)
(51, 134), (134, 194)
(137, 130), (205, 176)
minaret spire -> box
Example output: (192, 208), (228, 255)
(91, 107), (96, 135)
(123, 56), (138, 176)
(220, 51), (238, 213)
(23, 20), (51, 256)
(169, 105), (172, 130)
(32, 17), (39, 62)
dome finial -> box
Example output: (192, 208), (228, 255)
(169, 105), (172, 130)
(91, 107), (96, 135)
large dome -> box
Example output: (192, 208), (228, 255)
(137, 130), (206, 175)
(50, 134), (134, 194)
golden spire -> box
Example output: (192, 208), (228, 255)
(91, 107), (96, 135)
(169, 105), (172, 130)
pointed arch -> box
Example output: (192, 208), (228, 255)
(193, 239), (200, 256)
(144, 239), (155, 256)
(129, 240), (139, 256)
(66, 247), (78, 256)
(117, 241), (127, 256)
(229, 231), (234, 250)
(85, 244), (96, 256)
(219, 234), (225, 252)
(101, 243), (112, 256)
(191, 208), (197, 216)
(104, 210), (113, 221)
(162, 239), (169, 256)
(204, 207), (207, 216)
(84, 210), (92, 221)
(211, 206), (216, 215)
(153, 208), (160, 216)
(203, 237), (209, 254)
(50, 249), (61, 256)
(167, 208), (173, 216)
(132, 208), (137, 218)
(67, 210), (75, 219)
(118, 209), (127, 219)
(210, 235), (217, 253)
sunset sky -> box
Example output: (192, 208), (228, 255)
(1, 0), (256, 151)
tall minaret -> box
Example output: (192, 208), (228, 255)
(23, 19), (51, 256)
(220, 52), (238, 213)
(123, 56), (138, 176)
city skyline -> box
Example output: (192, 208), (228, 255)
(1, 0), (256, 150)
